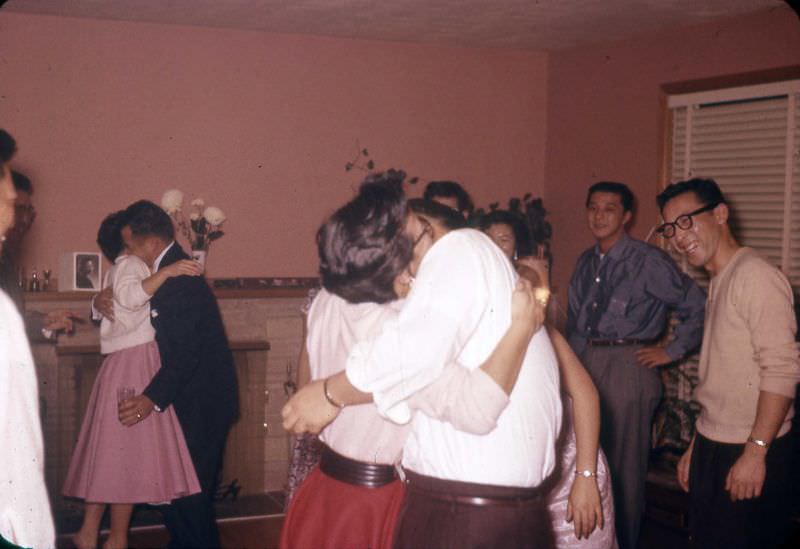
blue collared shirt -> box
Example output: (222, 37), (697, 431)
(566, 233), (706, 360)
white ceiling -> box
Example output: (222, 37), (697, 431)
(1, 0), (790, 51)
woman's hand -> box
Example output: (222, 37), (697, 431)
(677, 435), (695, 492)
(511, 278), (545, 335)
(163, 259), (204, 278)
(566, 475), (604, 539)
(281, 379), (341, 434)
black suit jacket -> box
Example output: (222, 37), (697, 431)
(143, 243), (239, 460)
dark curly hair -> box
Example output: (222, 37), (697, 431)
(97, 210), (126, 262)
(475, 209), (532, 257)
(317, 170), (413, 304)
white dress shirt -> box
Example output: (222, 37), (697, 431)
(347, 229), (562, 487)
(0, 290), (56, 548)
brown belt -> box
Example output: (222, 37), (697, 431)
(319, 444), (397, 488)
(405, 471), (544, 507)
(587, 338), (654, 347)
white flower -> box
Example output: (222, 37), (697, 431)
(189, 212), (201, 221)
(191, 198), (205, 208)
(203, 206), (226, 226)
(161, 189), (184, 214)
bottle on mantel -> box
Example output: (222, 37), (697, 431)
(30, 269), (40, 292)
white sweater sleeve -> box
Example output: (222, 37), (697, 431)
(113, 256), (153, 313)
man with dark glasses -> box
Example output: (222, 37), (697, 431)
(654, 201), (719, 239)
(566, 181), (705, 549)
(658, 178), (799, 549)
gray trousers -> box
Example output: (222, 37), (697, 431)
(581, 345), (663, 549)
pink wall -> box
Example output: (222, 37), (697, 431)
(0, 12), (548, 280)
(545, 6), (800, 297)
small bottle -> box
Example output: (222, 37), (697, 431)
(42, 269), (51, 291)
(30, 270), (40, 292)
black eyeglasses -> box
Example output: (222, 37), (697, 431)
(656, 202), (719, 239)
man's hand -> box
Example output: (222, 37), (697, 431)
(118, 394), (155, 427)
(43, 310), (83, 333)
(725, 445), (767, 501)
(677, 436), (694, 492)
(281, 379), (341, 434)
(635, 346), (673, 368)
(163, 259), (204, 278)
(566, 476), (604, 539)
(94, 287), (114, 320)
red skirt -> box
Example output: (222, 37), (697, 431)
(280, 465), (405, 549)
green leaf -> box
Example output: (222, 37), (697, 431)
(345, 162), (353, 171)
(208, 231), (225, 241)
(367, 160), (375, 170)
(408, 176), (419, 184)
(362, 148), (369, 156)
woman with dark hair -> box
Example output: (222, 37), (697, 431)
(280, 173), (546, 549)
(64, 212), (203, 549)
(478, 211), (617, 549)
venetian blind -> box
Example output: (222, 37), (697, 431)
(667, 80), (800, 287)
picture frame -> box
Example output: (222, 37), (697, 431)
(59, 252), (102, 292)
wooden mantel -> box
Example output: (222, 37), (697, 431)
(24, 287), (312, 303)
(56, 339), (270, 356)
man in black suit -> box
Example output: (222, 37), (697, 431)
(118, 200), (239, 549)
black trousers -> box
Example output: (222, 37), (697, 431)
(688, 431), (798, 549)
(161, 432), (227, 549)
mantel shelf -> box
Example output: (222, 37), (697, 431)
(24, 287), (312, 303)
(55, 339), (270, 356)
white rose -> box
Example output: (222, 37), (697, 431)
(191, 198), (205, 208)
(161, 189), (184, 214)
(189, 212), (201, 221)
(204, 206), (226, 226)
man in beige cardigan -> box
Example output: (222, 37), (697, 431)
(657, 178), (799, 549)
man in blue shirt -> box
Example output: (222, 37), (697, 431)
(566, 181), (705, 549)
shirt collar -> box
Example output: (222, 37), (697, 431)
(594, 232), (630, 261)
(153, 241), (175, 272)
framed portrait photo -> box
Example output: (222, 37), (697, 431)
(59, 252), (102, 291)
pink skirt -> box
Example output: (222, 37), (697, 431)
(62, 341), (201, 503)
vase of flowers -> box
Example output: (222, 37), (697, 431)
(161, 189), (226, 268)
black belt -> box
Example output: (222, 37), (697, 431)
(405, 471), (544, 507)
(319, 444), (397, 488)
(587, 338), (655, 347)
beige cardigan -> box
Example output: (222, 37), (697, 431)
(695, 247), (800, 443)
